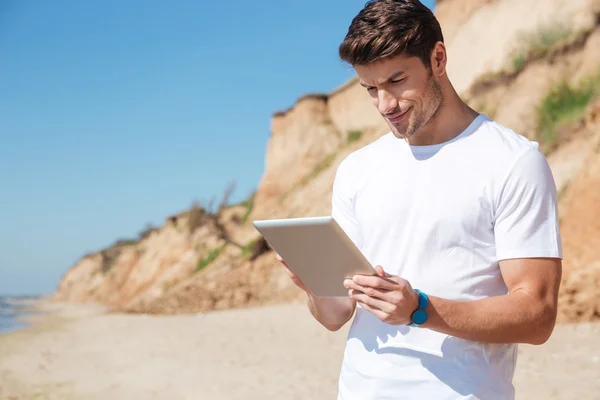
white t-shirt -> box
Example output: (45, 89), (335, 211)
(331, 114), (562, 400)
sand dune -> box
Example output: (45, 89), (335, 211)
(0, 301), (598, 400)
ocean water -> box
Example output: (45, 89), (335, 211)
(0, 296), (38, 334)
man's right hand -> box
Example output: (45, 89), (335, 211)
(276, 253), (311, 294)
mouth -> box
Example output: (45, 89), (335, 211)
(386, 107), (411, 123)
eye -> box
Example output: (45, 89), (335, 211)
(391, 77), (406, 84)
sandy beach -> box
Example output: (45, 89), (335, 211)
(0, 301), (599, 400)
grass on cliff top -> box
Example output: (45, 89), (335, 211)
(186, 202), (206, 233)
(138, 223), (159, 240)
(537, 70), (600, 153)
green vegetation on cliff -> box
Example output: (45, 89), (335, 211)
(537, 69), (600, 152)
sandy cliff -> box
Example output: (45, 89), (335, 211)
(439, 0), (596, 94)
(55, 0), (600, 322)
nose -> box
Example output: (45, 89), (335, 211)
(377, 89), (398, 115)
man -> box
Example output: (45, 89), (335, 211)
(277, 0), (562, 398)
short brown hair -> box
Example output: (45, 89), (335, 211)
(339, 0), (444, 69)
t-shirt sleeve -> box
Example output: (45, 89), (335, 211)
(331, 157), (362, 249)
(493, 147), (563, 260)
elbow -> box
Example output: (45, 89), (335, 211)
(526, 304), (557, 345)
(323, 322), (345, 332)
(322, 315), (351, 332)
(528, 328), (553, 345)
(322, 310), (354, 332)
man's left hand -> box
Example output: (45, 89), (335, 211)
(343, 266), (420, 325)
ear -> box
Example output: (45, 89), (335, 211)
(430, 41), (447, 77)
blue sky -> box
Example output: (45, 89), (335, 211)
(0, 0), (435, 296)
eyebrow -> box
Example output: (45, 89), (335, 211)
(360, 71), (405, 88)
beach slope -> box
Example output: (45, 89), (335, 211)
(0, 302), (599, 400)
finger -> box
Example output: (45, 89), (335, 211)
(346, 281), (403, 304)
(344, 280), (392, 300)
(374, 265), (391, 277)
(279, 261), (293, 276)
(350, 290), (395, 314)
(287, 269), (299, 280)
(285, 269), (310, 292)
(285, 267), (305, 287)
(352, 274), (397, 290)
(276, 255), (295, 275)
(356, 300), (389, 321)
(276, 256), (309, 291)
(344, 280), (390, 300)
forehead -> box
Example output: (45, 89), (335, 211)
(355, 54), (423, 83)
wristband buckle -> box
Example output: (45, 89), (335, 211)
(409, 289), (429, 327)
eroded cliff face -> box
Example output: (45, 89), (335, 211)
(55, 208), (232, 308)
(554, 103), (600, 323)
(55, 0), (600, 322)
(257, 95), (340, 203)
(439, 0), (596, 94)
(559, 100), (600, 272)
(251, 80), (387, 221)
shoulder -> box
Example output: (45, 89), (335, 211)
(332, 132), (394, 196)
(465, 115), (547, 183)
(472, 115), (540, 161)
(336, 132), (395, 175)
(472, 117), (556, 205)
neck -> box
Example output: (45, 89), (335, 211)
(407, 84), (480, 146)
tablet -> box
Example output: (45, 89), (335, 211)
(252, 216), (376, 297)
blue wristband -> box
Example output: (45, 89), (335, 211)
(409, 289), (429, 327)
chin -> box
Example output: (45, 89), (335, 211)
(390, 125), (414, 140)
(392, 131), (408, 139)
(387, 117), (415, 139)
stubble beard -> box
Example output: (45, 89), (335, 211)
(388, 77), (444, 141)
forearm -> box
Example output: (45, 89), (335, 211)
(307, 294), (356, 331)
(423, 291), (556, 345)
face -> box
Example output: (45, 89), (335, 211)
(355, 52), (444, 141)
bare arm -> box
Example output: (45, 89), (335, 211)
(424, 258), (562, 344)
(277, 254), (356, 331)
(345, 258), (562, 344)
(306, 293), (356, 332)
